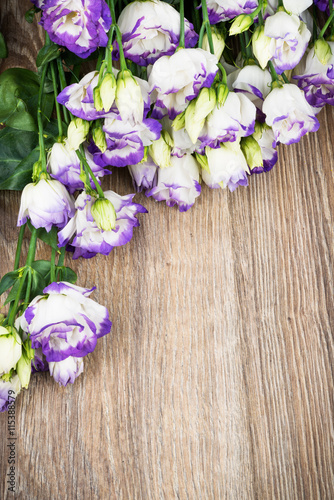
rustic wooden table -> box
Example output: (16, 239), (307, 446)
(1, 1), (334, 498)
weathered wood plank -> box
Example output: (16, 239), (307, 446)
(1, 2), (334, 499)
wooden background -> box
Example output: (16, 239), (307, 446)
(1, 1), (334, 498)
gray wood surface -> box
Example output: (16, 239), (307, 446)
(1, 1), (334, 498)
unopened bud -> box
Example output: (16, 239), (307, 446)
(100, 72), (117, 112)
(67, 118), (89, 151)
(315, 38), (333, 66)
(91, 198), (117, 231)
(172, 111), (185, 131)
(116, 69), (144, 124)
(195, 152), (210, 174)
(252, 25), (272, 69)
(240, 136), (263, 170)
(229, 15), (253, 36)
(185, 87), (216, 144)
(202, 29), (225, 60)
(148, 130), (173, 169)
(92, 127), (107, 153)
(216, 83), (229, 106)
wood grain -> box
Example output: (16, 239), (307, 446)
(1, 2), (334, 498)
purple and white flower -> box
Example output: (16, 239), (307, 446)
(40, 0), (112, 58)
(149, 48), (218, 120)
(91, 117), (161, 168)
(264, 12), (311, 74)
(206, 0), (258, 24)
(57, 70), (151, 123)
(58, 191), (147, 259)
(31, 348), (49, 373)
(198, 92), (256, 148)
(128, 156), (158, 192)
(294, 42), (334, 110)
(202, 141), (249, 192)
(17, 282), (111, 362)
(146, 154), (201, 212)
(314, 0), (329, 13)
(49, 356), (84, 386)
(115, 0), (198, 66)
(227, 65), (272, 122)
(262, 84), (320, 145)
(0, 375), (21, 413)
(17, 178), (75, 232)
(48, 140), (108, 193)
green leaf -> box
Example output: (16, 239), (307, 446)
(31, 260), (51, 276)
(0, 68), (54, 131)
(36, 44), (62, 68)
(0, 120), (60, 191)
(25, 7), (37, 24)
(0, 271), (19, 296)
(0, 127), (38, 189)
(0, 33), (8, 59)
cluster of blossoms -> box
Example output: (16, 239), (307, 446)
(1, 0), (334, 411)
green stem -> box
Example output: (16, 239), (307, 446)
(14, 225), (26, 270)
(201, 0), (215, 54)
(244, 31), (252, 59)
(115, 25), (127, 71)
(268, 61), (279, 82)
(319, 10), (334, 38)
(58, 246), (66, 268)
(57, 58), (70, 124)
(198, 23), (206, 48)
(257, 8), (263, 25)
(282, 72), (290, 84)
(50, 61), (63, 138)
(24, 270), (32, 307)
(50, 247), (56, 283)
(179, 0), (185, 48)
(37, 63), (49, 175)
(8, 228), (37, 326)
(76, 147), (105, 198)
(217, 62), (227, 84)
(105, 25), (115, 73)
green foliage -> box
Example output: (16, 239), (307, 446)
(0, 120), (59, 191)
(36, 44), (62, 68)
(0, 68), (54, 131)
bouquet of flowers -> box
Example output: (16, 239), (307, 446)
(0, 0), (333, 412)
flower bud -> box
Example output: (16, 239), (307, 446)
(92, 126), (107, 153)
(100, 72), (117, 112)
(116, 69), (144, 125)
(202, 29), (225, 60)
(0, 326), (22, 376)
(67, 118), (90, 151)
(216, 83), (229, 107)
(16, 345), (33, 390)
(240, 136), (263, 170)
(195, 152), (210, 173)
(315, 38), (333, 66)
(172, 111), (186, 131)
(91, 198), (117, 231)
(148, 130), (173, 169)
(185, 87), (216, 144)
(229, 15), (253, 36)
(93, 86), (103, 112)
(252, 25), (272, 69)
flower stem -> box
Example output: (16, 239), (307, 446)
(14, 225), (25, 270)
(268, 61), (279, 83)
(319, 10), (334, 39)
(57, 58), (70, 125)
(50, 247), (56, 283)
(50, 61), (63, 138)
(201, 0), (215, 54)
(179, 0), (185, 48)
(37, 63), (49, 174)
(76, 147), (105, 198)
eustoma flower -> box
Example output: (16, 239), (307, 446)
(58, 190), (147, 259)
(40, 0), (112, 58)
(0, 375), (21, 413)
(206, 0), (258, 24)
(146, 154), (201, 212)
(17, 177), (75, 232)
(0, 326), (22, 376)
(116, 0), (198, 66)
(149, 48), (218, 119)
(262, 84), (320, 144)
(17, 282), (111, 363)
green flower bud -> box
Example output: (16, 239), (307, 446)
(148, 130), (173, 169)
(93, 86), (104, 112)
(100, 72), (117, 112)
(195, 152), (210, 174)
(229, 15), (253, 36)
(240, 136), (263, 170)
(16, 340), (33, 389)
(92, 126), (107, 153)
(172, 111), (186, 131)
(67, 118), (90, 151)
(0, 326), (22, 376)
(216, 83), (229, 107)
(91, 198), (117, 231)
(315, 38), (333, 66)
(185, 87), (216, 144)
(252, 25), (272, 69)
(202, 29), (225, 60)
